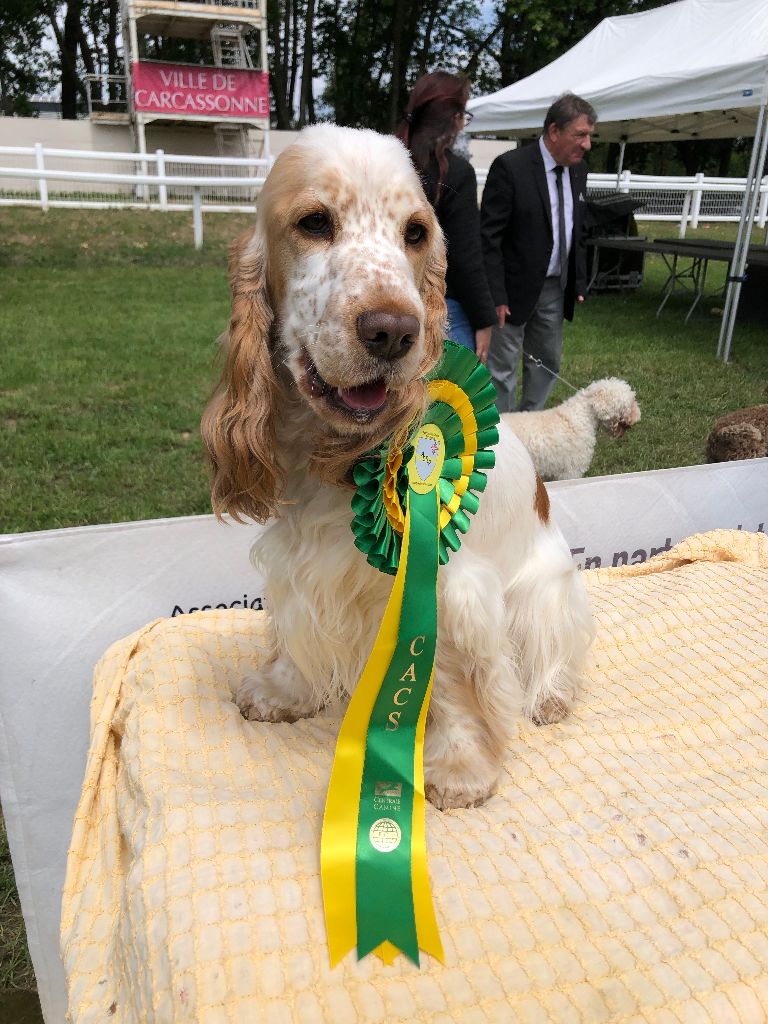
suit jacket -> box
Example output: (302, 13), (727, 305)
(480, 142), (589, 325)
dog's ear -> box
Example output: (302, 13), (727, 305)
(200, 227), (285, 523)
(418, 222), (448, 374)
(609, 396), (641, 437)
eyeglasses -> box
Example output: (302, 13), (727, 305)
(463, 110), (474, 124)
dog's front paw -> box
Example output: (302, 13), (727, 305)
(532, 684), (581, 724)
(234, 653), (319, 724)
(531, 693), (572, 726)
(425, 777), (497, 811)
(237, 690), (309, 724)
(424, 713), (501, 810)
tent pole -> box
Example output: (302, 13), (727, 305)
(717, 102), (764, 354)
(616, 142), (626, 184)
(615, 137), (627, 187)
(717, 92), (768, 362)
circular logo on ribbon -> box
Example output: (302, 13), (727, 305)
(369, 817), (402, 853)
(408, 425), (445, 494)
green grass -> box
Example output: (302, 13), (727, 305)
(2, 209), (766, 536)
(0, 826), (36, 993)
(0, 207), (255, 534)
(2, 264), (225, 531)
(3, 208), (768, 535)
(550, 223), (768, 476)
(0, 207), (766, 1011)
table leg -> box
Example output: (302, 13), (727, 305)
(655, 253), (678, 317)
(684, 255), (709, 323)
(588, 244), (600, 291)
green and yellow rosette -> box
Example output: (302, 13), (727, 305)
(321, 341), (500, 967)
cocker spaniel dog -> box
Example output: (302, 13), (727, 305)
(202, 124), (593, 810)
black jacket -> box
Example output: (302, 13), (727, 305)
(423, 151), (497, 332)
(480, 142), (589, 325)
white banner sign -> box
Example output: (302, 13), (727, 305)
(0, 459), (765, 1023)
(550, 458), (766, 570)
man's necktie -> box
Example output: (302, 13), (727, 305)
(554, 165), (568, 289)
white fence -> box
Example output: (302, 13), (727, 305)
(585, 170), (767, 234)
(2, 143), (767, 247)
(475, 168), (768, 235)
(0, 144), (272, 246)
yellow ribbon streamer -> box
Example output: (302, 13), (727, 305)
(320, 489), (444, 967)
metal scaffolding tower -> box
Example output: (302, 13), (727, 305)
(120, 0), (270, 161)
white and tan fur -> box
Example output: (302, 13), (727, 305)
(202, 124), (594, 810)
(504, 378), (641, 481)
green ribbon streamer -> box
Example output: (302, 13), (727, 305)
(339, 341), (500, 964)
(355, 486), (439, 964)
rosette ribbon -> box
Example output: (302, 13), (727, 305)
(321, 342), (500, 967)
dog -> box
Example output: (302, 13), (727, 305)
(706, 404), (768, 462)
(503, 379), (641, 481)
(201, 124), (594, 810)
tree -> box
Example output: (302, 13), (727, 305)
(59, 1), (87, 118)
(298, 0), (316, 125)
(313, 0), (488, 131)
(0, 0), (740, 185)
(43, 0), (126, 118)
(481, 0), (666, 89)
(268, 0), (310, 128)
(0, 0), (53, 115)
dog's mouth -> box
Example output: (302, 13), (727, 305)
(303, 353), (389, 423)
(610, 402), (641, 437)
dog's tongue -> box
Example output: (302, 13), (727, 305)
(337, 379), (388, 411)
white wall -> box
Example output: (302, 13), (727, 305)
(0, 117), (511, 166)
(0, 117), (251, 156)
(265, 131), (513, 167)
(468, 137), (514, 167)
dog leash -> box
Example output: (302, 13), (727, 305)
(521, 352), (580, 394)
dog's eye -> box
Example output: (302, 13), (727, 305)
(404, 221), (427, 246)
(298, 212), (332, 238)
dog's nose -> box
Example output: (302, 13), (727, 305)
(357, 311), (420, 361)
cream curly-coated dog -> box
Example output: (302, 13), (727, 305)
(504, 378), (641, 481)
(202, 124), (593, 810)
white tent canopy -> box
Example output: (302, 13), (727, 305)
(467, 0), (768, 142)
(467, 0), (768, 363)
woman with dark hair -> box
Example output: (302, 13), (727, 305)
(396, 71), (496, 360)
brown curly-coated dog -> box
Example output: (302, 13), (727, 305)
(706, 404), (768, 462)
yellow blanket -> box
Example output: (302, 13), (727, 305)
(61, 530), (768, 1023)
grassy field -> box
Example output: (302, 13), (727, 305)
(0, 205), (767, 1012)
(2, 206), (767, 537)
(1, 207), (240, 534)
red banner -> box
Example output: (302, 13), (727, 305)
(132, 61), (269, 119)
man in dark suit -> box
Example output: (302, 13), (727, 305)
(481, 93), (597, 411)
